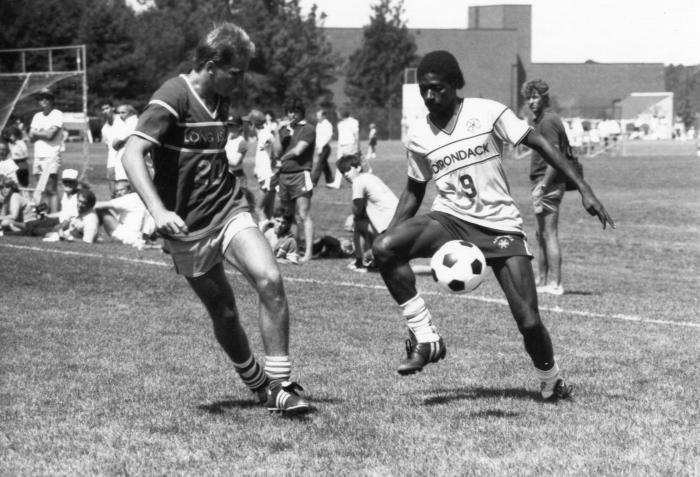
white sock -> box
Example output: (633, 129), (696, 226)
(535, 361), (560, 383)
(265, 355), (292, 383)
(400, 295), (440, 343)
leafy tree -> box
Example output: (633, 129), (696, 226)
(344, 0), (417, 138)
(78, 0), (143, 105)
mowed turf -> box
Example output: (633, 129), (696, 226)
(1, 142), (699, 476)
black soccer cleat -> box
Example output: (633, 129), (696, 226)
(397, 332), (446, 375)
(265, 380), (312, 415)
(540, 378), (574, 401)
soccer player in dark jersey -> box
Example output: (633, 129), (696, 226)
(372, 50), (615, 400)
(522, 79), (570, 296)
(122, 23), (311, 414)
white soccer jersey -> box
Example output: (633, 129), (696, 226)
(406, 98), (531, 233)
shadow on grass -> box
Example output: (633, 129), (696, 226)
(423, 386), (539, 405)
(197, 399), (260, 414)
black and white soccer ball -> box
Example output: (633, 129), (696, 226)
(430, 240), (486, 293)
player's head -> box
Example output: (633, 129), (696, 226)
(522, 79), (550, 114)
(284, 97), (306, 125)
(316, 109), (327, 121)
(416, 50), (465, 115)
(195, 22), (255, 97)
(336, 154), (362, 181)
(76, 189), (96, 214)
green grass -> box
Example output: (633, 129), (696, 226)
(1, 142), (699, 476)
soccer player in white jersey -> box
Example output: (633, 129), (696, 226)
(372, 50), (615, 400)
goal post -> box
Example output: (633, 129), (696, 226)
(0, 45), (90, 184)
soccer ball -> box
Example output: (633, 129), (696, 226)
(430, 240), (486, 293)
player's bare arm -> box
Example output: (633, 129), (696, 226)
(523, 130), (615, 229)
(387, 177), (426, 230)
(122, 135), (188, 236)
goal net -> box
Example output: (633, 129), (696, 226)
(0, 45), (89, 196)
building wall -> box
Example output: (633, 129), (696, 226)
(323, 4), (666, 131)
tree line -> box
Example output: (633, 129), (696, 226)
(0, 0), (417, 139)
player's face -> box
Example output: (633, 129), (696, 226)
(418, 73), (458, 116)
(342, 165), (360, 182)
(527, 91), (545, 115)
(209, 58), (249, 98)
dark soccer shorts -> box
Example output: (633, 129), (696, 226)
(277, 170), (313, 201)
(429, 211), (533, 264)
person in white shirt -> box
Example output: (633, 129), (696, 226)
(29, 88), (64, 213)
(95, 180), (155, 248)
(244, 109), (280, 225)
(336, 153), (398, 273)
(111, 104), (138, 183)
(310, 109), (335, 187)
(328, 109), (361, 188)
(100, 100), (121, 196)
(224, 114), (255, 212)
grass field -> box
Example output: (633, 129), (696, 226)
(1, 141), (699, 476)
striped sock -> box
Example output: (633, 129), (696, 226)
(401, 295), (440, 343)
(233, 355), (268, 391)
(265, 355), (292, 383)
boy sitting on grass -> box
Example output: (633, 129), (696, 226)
(336, 154), (398, 273)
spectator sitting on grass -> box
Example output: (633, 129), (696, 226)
(336, 153), (399, 273)
(94, 179), (156, 249)
(262, 212), (299, 264)
(43, 189), (99, 243)
(0, 139), (19, 185)
(0, 177), (37, 233)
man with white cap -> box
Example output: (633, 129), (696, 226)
(28, 87), (64, 213)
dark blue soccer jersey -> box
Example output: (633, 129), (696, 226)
(133, 75), (247, 241)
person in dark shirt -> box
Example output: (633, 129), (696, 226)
(523, 79), (571, 296)
(276, 97), (316, 263)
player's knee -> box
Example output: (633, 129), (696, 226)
(372, 233), (394, 265)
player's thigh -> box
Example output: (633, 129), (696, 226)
(185, 262), (235, 310)
(224, 226), (282, 286)
(375, 215), (452, 260)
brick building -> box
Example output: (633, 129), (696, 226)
(325, 4), (666, 120)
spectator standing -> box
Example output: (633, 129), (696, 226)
(365, 122), (378, 173)
(245, 109), (279, 225)
(111, 104), (138, 183)
(29, 87), (63, 213)
(6, 127), (30, 187)
(100, 100), (120, 196)
(328, 109), (360, 188)
(310, 109), (335, 186)
(336, 154), (398, 273)
(522, 79), (571, 295)
(277, 97), (316, 263)
(121, 22), (311, 414)
(225, 114), (255, 212)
